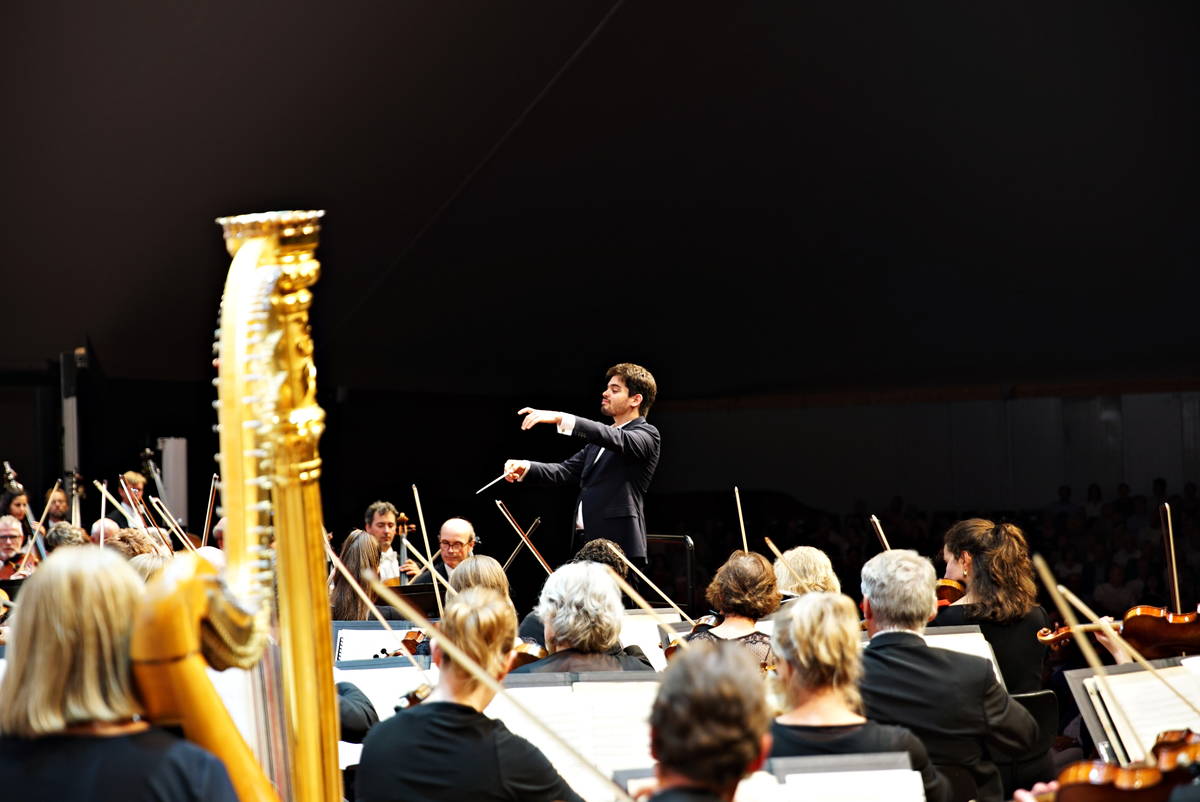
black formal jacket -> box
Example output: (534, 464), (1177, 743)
(859, 631), (1038, 802)
(524, 415), (660, 558)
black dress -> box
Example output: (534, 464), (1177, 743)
(932, 604), (1049, 694)
(355, 701), (583, 802)
(770, 719), (951, 802)
(0, 727), (237, 802)
(648, 787), (726, 802)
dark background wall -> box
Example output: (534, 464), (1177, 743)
(2, 2), (1198, 609)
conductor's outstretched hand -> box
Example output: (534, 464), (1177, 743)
(518, 407), (563, 430)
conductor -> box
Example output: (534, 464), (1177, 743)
(504, 363), (660, 562)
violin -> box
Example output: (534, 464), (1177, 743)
(511, 639), (548, 669)
(394, 683), (432, 711)
(936, 578), (966, 607)
(1028, 729), (1200, 801)
(663, 613), (723, 660)
(1037, 605), (1200, 660)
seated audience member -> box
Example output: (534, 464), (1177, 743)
(517, 537), (629, 646)
(934, 518), (1049, 694)
(685, 550), (780, 668)
(403, 517), (476, 584)
(91, 517), (120, 545)
(129, 552), (171, 583)
(45, 522), (90, 554)
(859, 549), (1038, 802)
(510, 561), (652, 673)
(773, 545), (841, 601)
(449, 554), (510, 597)
(0, 547), (237, 801)
(355, 587), (583, 802)
(770, 592), (950, 802)
(103, 527), (159, 560)
(0, 515), (30, 579)
(645, 641), (772, 802)
(331, 530), (402, 621)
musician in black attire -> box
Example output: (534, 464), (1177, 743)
(355, 587), (582, 802)
(933, 518), (1049, 694)
(517, 537), (629, 647)
(645, 641), (772, 802)
(769, 591), (950, 802)
(0, 547), (237, 801)
(859, 549), (1038, 802)
(509, 561), (652, 674)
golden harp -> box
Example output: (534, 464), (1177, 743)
(131, 210), (340, 801)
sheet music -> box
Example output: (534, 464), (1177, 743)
(924, 631), (1005, 688)
(333, 663), (436, 723)
(335, 627), (411, 662)
(784, 769), (925, 802)
(484, 681), (661, 802)
(1086, 666), (1200, 763)
(620, 611), (680, 671)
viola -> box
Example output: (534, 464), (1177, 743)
(936, 578), (966, 608)
(511, 639), (548, 669)
(1037, 604), (1200, 660)
(663, 613), (723, 660)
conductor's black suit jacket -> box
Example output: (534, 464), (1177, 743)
(860, 630), (1038, 802)
(523, 415), (660, 559)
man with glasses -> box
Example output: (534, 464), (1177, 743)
(403, 517), (476, 585)
(0, 515), (31, 580)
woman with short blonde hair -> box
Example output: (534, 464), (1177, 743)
(770, 592), (949, 802)
(449, 554), (510, 597)
(0, 547), (237, 799)
(774, 545), (840, 597)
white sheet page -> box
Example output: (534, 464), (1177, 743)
(1090, 665), (1200, 763)
(784, 768), (926, 802)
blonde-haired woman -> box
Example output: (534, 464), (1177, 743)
(356, 587), (583, 802)
(770, 592), (950, 802)
(774, 545), (840, 599)
(449, 554), (511, 597)
(0, 546), (237, 800)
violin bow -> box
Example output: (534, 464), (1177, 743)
(201, 473), (219, 549)
(367, 573), (636, 802)
(869, 514), (891, 551)
(1160, 502), (1183, 615)
(148, 496), (199, 554)
(124, 478), (172, 554)
(411, 484), (443, 620)
(734, 486), (749, 553)
(764, 536), (806, 590)
(1033, 554), (1148, 764)
(601, 565), (690, 652)
(494, 500), (552, 576)
(602, 541), (695, 628)
(501, 517), (542, 572)
(98, 479), (108, 545)
(16, 478), (59, 573)
(323, 539), (435, 686)
(1056, 584), (1200, 721)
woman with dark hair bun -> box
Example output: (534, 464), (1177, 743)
(685, 550), (781, 669)
(934, 518), (1048, 693)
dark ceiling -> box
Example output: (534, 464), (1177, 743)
(3, 2), (1198, 402)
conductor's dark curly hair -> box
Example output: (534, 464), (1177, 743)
(705, 550), (780, 620)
